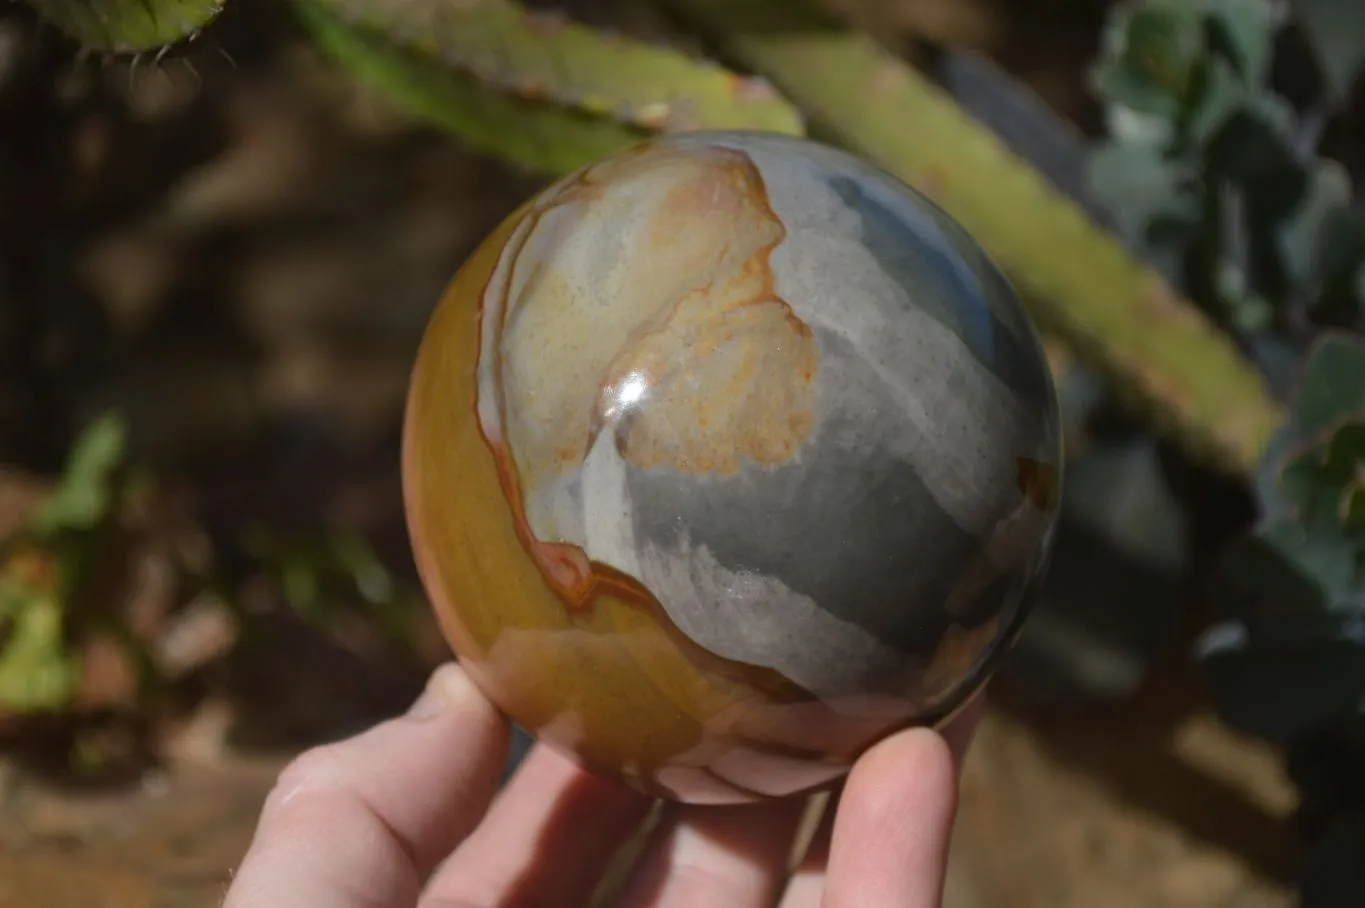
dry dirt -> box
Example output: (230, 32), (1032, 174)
(0, 670), (1298, 908)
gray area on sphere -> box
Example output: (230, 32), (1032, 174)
(824, 173), (1050, 405)
(507, 131), (1063, 703)
(623, 326), (986, 698)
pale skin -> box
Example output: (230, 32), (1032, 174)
(223, 662), (983, 908)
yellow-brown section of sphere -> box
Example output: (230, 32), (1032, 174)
(402, 148), (963, 804)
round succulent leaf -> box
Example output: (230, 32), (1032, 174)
(1259, 511), (1365, 603)
(1247, 333), (1310, 402)
(1086, 138), (1201, 251)
(1142, 208), (1205, 283)
(1306, 206), (1365, 328)
(1292, 333), (1365, 438)
(1093, 0), (1206, 118)
(1202, 93), (1300, 195)
(1199, 614), (1365, 742)
(1209, 527), (1332, 632)
(1270, 421), (1365, 599)
(1278, 160), (1358, 292)
(1185, 54), (1251, 144)
(1257, 415), (1312, 518)
(1203, 0), (1279, 86)
(1279, 420), (1365, 526)
(27, 0), (225, 53)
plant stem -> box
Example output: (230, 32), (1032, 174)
(665, 0), (1286, 477)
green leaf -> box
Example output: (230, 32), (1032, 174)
(1201, 93), (1299, 192)
(1291, 0), (1365, 103)
(1306, 205), (1365, 328)
(1252, 338), (1365, 586)
(1278, 160), (1358, 296)
(0, 583), (77, 714)
(1293, 334), (1365, 439)
(1086, 138), (1201, 248)
(1200, 529), (1365, 742)
(29, 411), (128, 538)
(1203, 331), (1365, 746)
(1272, 514), (1363, 599)
(1257, 334), (1365, 524)
(1211, 527), (1356, 640)
(24, 0), (225, 53)
(1263, 420), (1365, 598)
(1279, 420), (1365, 532)
(1203, 0), (1278, 85)
(1092, 0), (1206, 118)
(1185, 55), (1250, 144)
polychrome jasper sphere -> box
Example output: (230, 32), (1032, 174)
(402, 131), (1062, 805)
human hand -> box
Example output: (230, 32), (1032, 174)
(223, 662), (981, 908)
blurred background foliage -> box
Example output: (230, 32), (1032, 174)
(4, 0), (1365, 905)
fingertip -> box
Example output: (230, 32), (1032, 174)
(824, 726), (960, 908)
(848, 725), (959, 820)
(418, 662), (499, 719)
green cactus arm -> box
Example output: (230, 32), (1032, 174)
(664, 0), (1285, 477)
(293, 0), (651, 174)
(24, 0), (225, 52)
(298, 0), (802, 141)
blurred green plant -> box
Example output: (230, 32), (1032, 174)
(27, 0), (225, 52)
(1083, 0), (1365, 902)
(242, 523), (426, 655)
(1201, 334), (1365, 903)
(1201, 334), (1365, 742)
(0, 411), (128, 713)
(1088, 0), (1365, 357)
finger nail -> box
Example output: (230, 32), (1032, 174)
(408, 662), (463, 721)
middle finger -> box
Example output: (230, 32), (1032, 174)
(614, 793), (809, 907)
(422, 742), (653, 907)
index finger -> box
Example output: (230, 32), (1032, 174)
(223, 662), (509, 908)
(780, 692), (985, 908)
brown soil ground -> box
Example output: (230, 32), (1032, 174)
(0, 671), (1298, 908)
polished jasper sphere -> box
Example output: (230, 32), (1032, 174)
(402, 131), (1062, 804)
